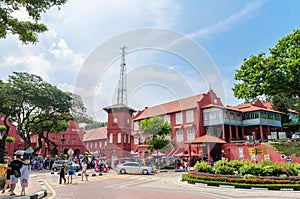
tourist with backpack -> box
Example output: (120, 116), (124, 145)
(8, 155), (23, 196)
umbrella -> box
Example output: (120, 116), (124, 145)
(14, 150), (33, 157)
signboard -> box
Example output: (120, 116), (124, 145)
(26, 147), (34, 153)
(256, 148), (266, 155)
(264, 154), (270, 161)
(278, 132), (287, 140)
(248, 148), (266, 155)
(67, 148), (74, 156)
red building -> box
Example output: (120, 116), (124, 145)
(83, 126), (107, 157)
(30, 121), (87, 157)
(0, 115), (22, 157)
(130, 89), (284, 162)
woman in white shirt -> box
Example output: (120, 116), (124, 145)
(20, 159), (31, 196)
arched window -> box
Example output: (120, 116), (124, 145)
(109, 132), (113, 143)
(117, 132), (122, 143)
(124, 134), (127, 143)
(128, 134), (131, 143)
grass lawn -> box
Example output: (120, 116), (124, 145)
(264, 141), (300, 157)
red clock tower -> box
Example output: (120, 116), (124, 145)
(104, 104), (135, 167)
(103, 46), (136, 167)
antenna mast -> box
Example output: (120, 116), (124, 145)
(117, 46), (128, 104)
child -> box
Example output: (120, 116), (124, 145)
(81, 160), (88, 181)
(67, 162), (75, 184)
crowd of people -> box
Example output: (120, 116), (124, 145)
(1, 154), (30, 196)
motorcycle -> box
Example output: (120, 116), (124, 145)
(95, 163), (109, 173)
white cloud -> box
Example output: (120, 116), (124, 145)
(188, 1), (267, 39)
(49, 39), (85, 72)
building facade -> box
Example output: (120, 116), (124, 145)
(130, 90), (283, 161)
(83, 126), (107, 157)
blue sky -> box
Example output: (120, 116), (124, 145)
(0, 0), (299, 121)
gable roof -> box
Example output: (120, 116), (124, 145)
(134, 93), (205, 121)
(83, 127), (107, 142)
(226, 99), (284, 114)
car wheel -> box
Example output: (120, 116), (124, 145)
(120, 169), (126, 174)
(142, 169), (148, 175)
(53, 168), (57, 172)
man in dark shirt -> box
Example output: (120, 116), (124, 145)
(8, 155), (23, 196)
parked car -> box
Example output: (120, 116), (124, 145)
(52, 160), (81, 172)
(115, 162), (154, 175)
(292, 132), (300, 139)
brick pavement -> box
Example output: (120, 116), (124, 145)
(0, 174), (47, 199)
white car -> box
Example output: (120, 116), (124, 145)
(292, 132), (300, 139)
(115, 162), (154, 175)
(52, 160), (81, 172)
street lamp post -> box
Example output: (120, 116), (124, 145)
(61, 134), (65, 159)
(252, 132), (258, 163)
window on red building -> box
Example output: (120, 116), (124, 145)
(109, 133), (113, 143)
(176, 129), (183, 142)
(117, 132), (122, 143)
(176, 112), (183, 124)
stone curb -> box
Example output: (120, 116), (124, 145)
(50, 172), (104, 177)
(183, 179), (299, 191)
(13, 174), (47, 199)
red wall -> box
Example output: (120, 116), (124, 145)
(0, 115), (22, 157)
(223, 143), (300, 164)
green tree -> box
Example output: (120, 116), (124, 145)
(0, 124), (8, 163)
(26, 112), (72, 156)
(69, 93), (93, 124)
(0, 0), (67, 44)
(140, 116), (171, 152)
(84, 121), (107, 130)
(233, 29), (300, 125)
(233, 29), (300, 100)
(0, 72), (73, 156)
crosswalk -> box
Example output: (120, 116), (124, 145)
(46, 173), (169, 188)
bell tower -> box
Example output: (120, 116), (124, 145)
(104, 46), (136, 167)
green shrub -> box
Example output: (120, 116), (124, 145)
(239, 163), (261, 176)
(243, 174), (255, 179)
(229, 160), (243, 171)
(163, 165), (174, 169)
(194, 161), (212, 173)
(213, 165), (235, 175)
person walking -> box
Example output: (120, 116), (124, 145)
(8, 155), (23, 196)
(81, 160), (88, 181)
(2, 157), (12, 194)
(59, 161), (67, 184)
(67, 162), (75, 184)
(20, 159), (31, 196)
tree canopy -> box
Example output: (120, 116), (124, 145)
(140, 116), (171, 152)
(0, 0), (67, 44)
(0, 72), (88, 159)
(233, 29), (300, 101)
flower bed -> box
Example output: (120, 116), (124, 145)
(182, 160), (300, 190)
(182, 172), (300, 190)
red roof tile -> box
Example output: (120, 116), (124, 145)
(83, 127), (107, 141)
(187, 135), (226, 144)
(134, 94), (204, 120)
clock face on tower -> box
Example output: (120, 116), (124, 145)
(113, 117), (118, 123)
